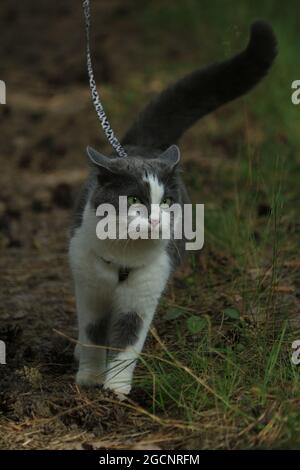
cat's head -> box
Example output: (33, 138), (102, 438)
(87, 145), (182, 241)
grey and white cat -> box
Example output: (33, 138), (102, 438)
(69, 21), (277, 397)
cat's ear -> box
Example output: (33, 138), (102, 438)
(160, 145), (180, 168)
(86, 146), (116, 172)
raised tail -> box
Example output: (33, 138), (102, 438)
(122, 20), (277, 150)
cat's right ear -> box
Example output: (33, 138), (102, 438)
(86, 146), (115, 172)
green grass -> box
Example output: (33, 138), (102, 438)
(130, 180), (300, 447)
(110, 0), (300, 449)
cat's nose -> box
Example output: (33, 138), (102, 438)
(149, 218), (159, 227)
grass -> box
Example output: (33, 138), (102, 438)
(1, 0), (299, 450)
(128, 172), (300, 447)
(108, 0), (300, 448)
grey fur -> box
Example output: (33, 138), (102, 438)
(122, 21), (277, 150)
(109, 311), (142, 350)
(86, 316), (109, 345)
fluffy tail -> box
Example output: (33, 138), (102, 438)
(122, 20), (277, 150)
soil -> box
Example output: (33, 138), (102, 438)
(0, 1), (195, 450)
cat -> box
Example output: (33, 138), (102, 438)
(69, 21), (277, 397)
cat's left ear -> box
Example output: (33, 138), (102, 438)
(160, 145), (180, 168)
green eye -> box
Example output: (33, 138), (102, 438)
(160, 197), (172, 209)
(127, 196), (141, 206)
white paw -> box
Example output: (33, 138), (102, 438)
(103, 380), (132, 400)
(76, 368), (104, 387)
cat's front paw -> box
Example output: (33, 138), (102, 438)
(76, 368), (104, 387)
